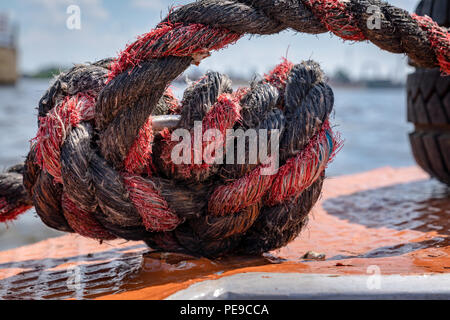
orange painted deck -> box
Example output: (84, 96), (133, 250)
(0, 166), (448, 300)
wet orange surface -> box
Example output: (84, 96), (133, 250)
(0, 167), (448, 300)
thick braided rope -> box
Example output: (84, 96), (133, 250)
(21, 59), (339, 257)
(0, 0), (447, 257)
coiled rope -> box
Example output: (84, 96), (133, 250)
(0, 0), (448, 257)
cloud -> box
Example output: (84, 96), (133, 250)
(131, 0), (192, 12)
(11, 0), (117, 71)
(131, 0), (167, 10)
(22, 0), (109, 26)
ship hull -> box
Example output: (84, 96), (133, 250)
(0, 47), (17, 85)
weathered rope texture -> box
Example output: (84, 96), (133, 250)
(0, 0), (447, 257)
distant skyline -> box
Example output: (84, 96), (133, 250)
(0, 0), (416, 79)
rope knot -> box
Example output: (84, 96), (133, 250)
(0, 0), (447, 257)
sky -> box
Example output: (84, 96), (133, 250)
(0, 0), (417, 79)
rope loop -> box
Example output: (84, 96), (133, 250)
(0, 0), (447, 257)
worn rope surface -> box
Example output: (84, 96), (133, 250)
(0, 0), (448, 257)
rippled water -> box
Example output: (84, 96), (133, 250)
(0, 79), (415, 251)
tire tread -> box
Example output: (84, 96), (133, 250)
(407, 0), (450, 186)
(410, 132), (450, 184)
